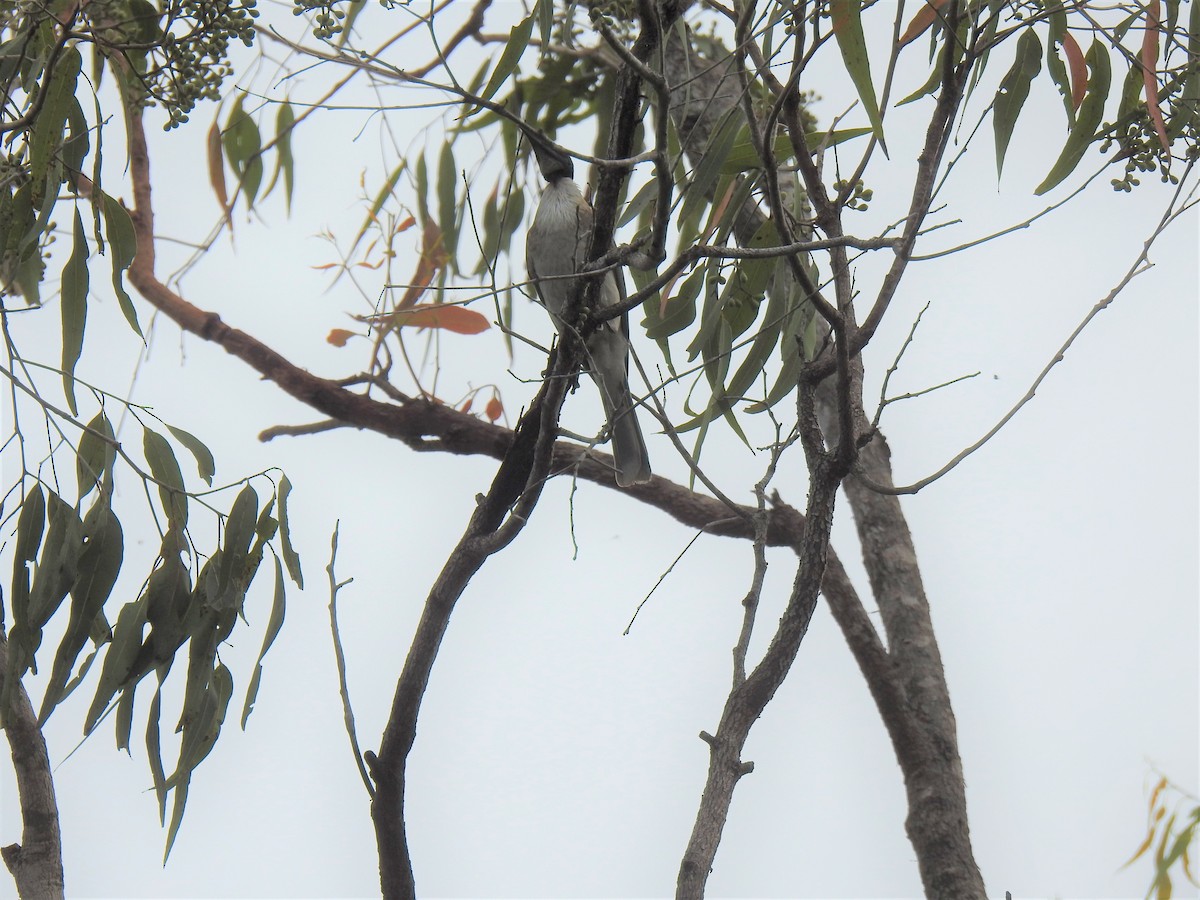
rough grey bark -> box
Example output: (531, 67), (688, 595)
(0, 632), (65, 900)
(663, 19), (986, 898)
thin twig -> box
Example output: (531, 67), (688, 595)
(325, 522), (373, 797)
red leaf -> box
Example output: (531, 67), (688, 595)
(326, 328), (356, 347)
(485, 396), (503, 421)
(1062, 32), (1088, 111)
(1141, 0), (1170, 151)
(898, 0), (952, 48)
(391, 304), (491, 335)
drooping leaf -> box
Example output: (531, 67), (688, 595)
(100, 193), (141, 337)
(143, 428), (188, 528)
(679, 116), (743, 231)
(207, 119), (229, 224)
(61, 96), (90, 177)
(277, 475), (303, 589)
(993, 29), (1043, 178)
(76, 410), (116, 499)
(39, 500), (123, 723)
(215, 484), (258, 609)
(27, 490), (85, 630)
(10, 484), (47, 629)
(437, 142), (459, 259)
(165, 425), (215, 486)
(274, 100), (296, 211)
(60, 205), (90, 415)
(830, 0), (886, 150)
(146, 680), (167, 821)
(482, 14), (534, 103)
(1036, 38), (1112, 194)
(1062, 32), (1088, 112)
(222, 96), (264, 210)
(29, 46), (81, 210)
(84, 596), (149, 734)
(241, 555), (286, 729)
(1141, 0), (1170, 151)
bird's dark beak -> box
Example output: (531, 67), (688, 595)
(527, 133), (574, 182)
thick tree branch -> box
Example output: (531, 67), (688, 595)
(0, 632), (65, 900)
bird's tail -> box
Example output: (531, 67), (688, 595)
(588, 330), (652, 487)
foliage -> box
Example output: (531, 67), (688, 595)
(1125, 775), (1200, 899)
(0, 0), (299, 859)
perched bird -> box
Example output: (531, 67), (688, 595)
(525, 137), (652, 487)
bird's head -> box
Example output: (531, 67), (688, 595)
(528, 135), (575, 183)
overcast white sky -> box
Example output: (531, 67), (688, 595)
(2, 2), (1197, 898)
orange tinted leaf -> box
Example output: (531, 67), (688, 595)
(395, 216), (416, 235)
(485, 396), (503, 421)
(459, 397), (474, 413)
(1142, 1), (1170, 151)
(1062, 32), (1087, 111)
(899, 0), (952, 48)
(326, 328), (356, 347)
(312, 262), (339, 271)
(391, 304), (490, 335)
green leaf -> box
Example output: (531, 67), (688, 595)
(60, 205), (89, 415)
(679, 117), (742, 230)
(803, 127), (874, 151)
(644, 266), (703, 341)
(273, 101), (296, 213)
(993, 29), (1043, 178)
(241, 555), (286, 729)
(39, 500), (123, 723)
(830, 0), (886, 150)
(146, 680), (167, 822)
(415, 151), (429, 223)
(482, 14), (534, 103)
(77, 410), (116, 499)
(143, 428), (188, 528)
(6, 485), (46, 688)
(617, 178), (660, 228)
(437, 142), (459, 259)
(100, 193), (141, 338)
(143, 536), (192, 673)
(165, 425), (215, 486)
(223, 96), (264, 210)
(722, 126), (794, 174)
(29, 46), (81, 209)
(62, 96), (90, 176)
(535, 0), (554, 53)
(277, 474), (303, 588)
(115, 682), (136, 752)
(84, 597), (148, 734)
(215, 484), (257, 608)
(27, 491), (85, 630)
(1036, 38), (1112, 195)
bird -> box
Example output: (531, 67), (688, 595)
(525, 136), (652, 488)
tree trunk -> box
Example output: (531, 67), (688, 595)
(0, 632), (66, 900)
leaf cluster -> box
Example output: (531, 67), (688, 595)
(2, 407), (303, 859)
